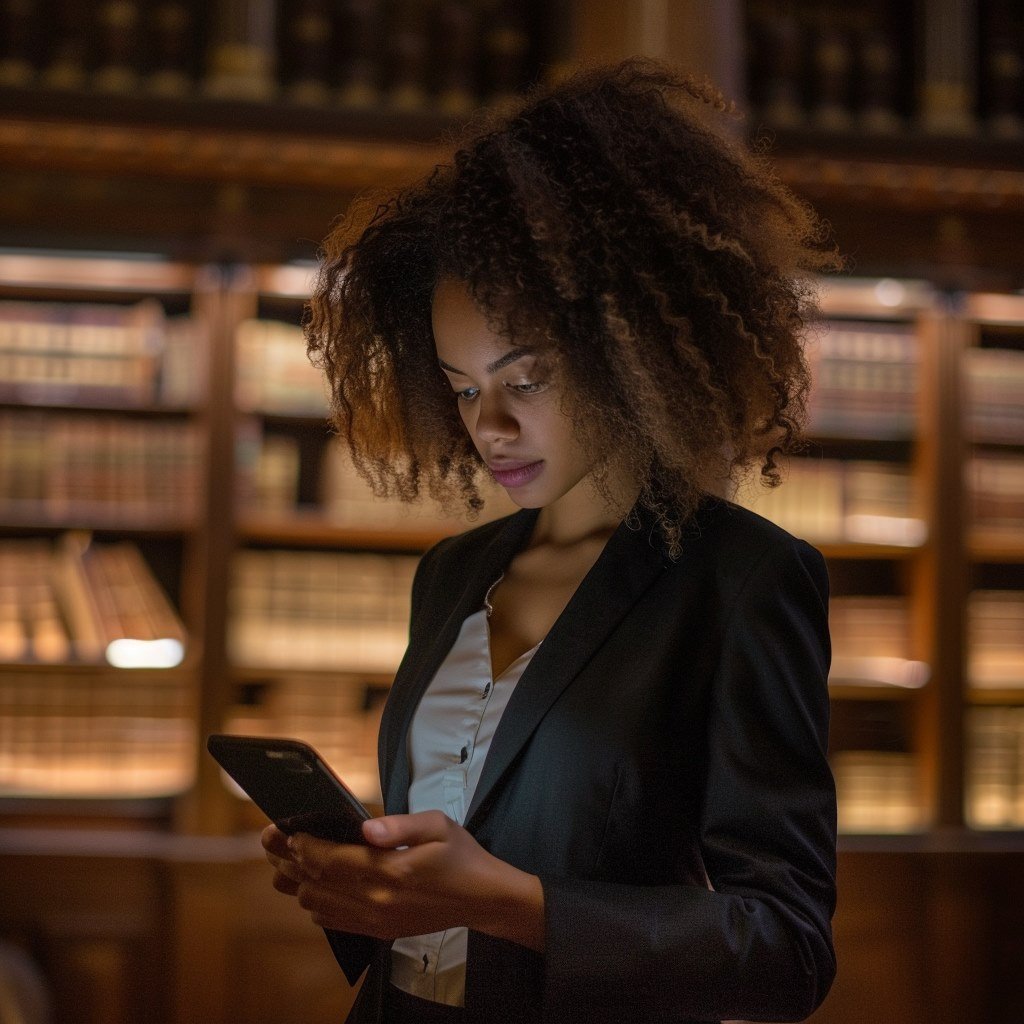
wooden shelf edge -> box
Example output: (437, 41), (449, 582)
(237, 515), (453, 550)
(0, 113), (451, 193)
(970, 532), (1024, 562)
(966, 687), (1024, 705)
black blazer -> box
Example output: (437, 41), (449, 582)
(329, 497), (837, 1024)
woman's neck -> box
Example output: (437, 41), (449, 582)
(531, 466), (640, 549)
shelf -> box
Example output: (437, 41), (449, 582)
(231, 665), (393, 685)
(0, 396), (196, 417)
(963, 293), (1024, 327)
(0, 506), (198, 536)
(967, 687), (1024, 706)
(0, 252), (199, 295)
(828, 683), (921, 702)
(237, 514), (451, 551)
(970, 532), (1024, 563)
(815, 540), (926, 560)
(812, 275), (937, 319)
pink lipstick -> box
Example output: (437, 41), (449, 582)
(489, 460), (543, 488)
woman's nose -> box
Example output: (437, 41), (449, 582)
(474, 396), (519, 443)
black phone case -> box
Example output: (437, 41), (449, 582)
(207, 734), (371, 844)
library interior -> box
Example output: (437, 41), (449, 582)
(0, 1), (1022, 1022)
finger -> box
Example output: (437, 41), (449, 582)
(262, 824), (291, 858)
(266, 851), (304, 883)
(362, 810), (453, 849)
(272, 870), (300, 897)
(288, 832), (368, 881)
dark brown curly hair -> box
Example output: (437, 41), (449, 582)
(305, 57), (842, 556)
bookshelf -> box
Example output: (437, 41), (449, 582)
(2, 252), (1018, 837)
(959, 293), (1024, 830)
(0, 254), (210, 812)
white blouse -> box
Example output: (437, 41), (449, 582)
(390, 574), (541, 1006)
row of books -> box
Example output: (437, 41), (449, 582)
(969, 454), (1024, 533)
(235, 318), (328, 416)
(967, 707), (1024, 829)
(968, 591), (1024, 689)
(736, 458), (925, 547)
(225, 675), (386, 802)
(829, 596), (929, 690)
(0, 669), (194, 797)
(0, 534), (187, 667)
(230, 549), (418, 672)
(0, 299), (204, 407)
(831, 751), (925, 833)
(0, 0), (532, 112)
(745, 1), (1022, 138)
(965, 348), (1024, 445)
(0, 411), (203, 525)
(805, 321), (919, 439)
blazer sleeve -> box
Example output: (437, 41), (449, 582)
(539, 538), (837, 1023)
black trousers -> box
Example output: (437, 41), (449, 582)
(383, 983), (474, 1024)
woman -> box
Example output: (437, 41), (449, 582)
(263, 57), (842, 1024)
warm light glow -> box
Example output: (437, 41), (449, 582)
(830, 656), (931, 689)
(845, 514), (927, 547)
(105, 638), (185, 669)
(874, 278), (906, 307)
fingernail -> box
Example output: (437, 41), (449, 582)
(364, 819), (386, 841)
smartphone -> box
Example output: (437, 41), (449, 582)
(207, 734), (371, 844)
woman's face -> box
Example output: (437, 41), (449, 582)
(431, 277), (598, 510)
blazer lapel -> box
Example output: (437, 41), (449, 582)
(382, 507), (541, 814)
(463, 504), (669, 832)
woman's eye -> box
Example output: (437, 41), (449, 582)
(510, 382), (544, 394)
(456, 386), (480, 402)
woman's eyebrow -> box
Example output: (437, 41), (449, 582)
(438, 347), (534, 376)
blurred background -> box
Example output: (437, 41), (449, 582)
(0, 1), (1021, 1021)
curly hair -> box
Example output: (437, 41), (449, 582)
(305, 57), (842, 557)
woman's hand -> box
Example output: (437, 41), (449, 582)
(260, 812), (545, 952)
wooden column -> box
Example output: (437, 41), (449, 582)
(175, 266), (245, 835)
(912, 306), (968, 829)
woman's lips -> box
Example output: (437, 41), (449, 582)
(489, 460), (544, 488)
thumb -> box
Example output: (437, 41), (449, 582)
(362, 810), (453, 849)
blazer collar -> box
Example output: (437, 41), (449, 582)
(463, 502), (668, 830)
(383, 500), (672, 827)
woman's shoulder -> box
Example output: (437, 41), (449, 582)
(683, 496), (828, 586)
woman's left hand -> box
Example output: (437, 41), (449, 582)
(274, 811), (545, 951)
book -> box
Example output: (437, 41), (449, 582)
(235, 318), (330, 416)
(0, 534), (187, 668)
(735, 457), (923, 546)
(0, 298), (202, 409)
(965, 347), (1024, 445)
(967, 706), (1024, 828)
(805, 320), (919, 439)
(0, 667), (195, 797)
(0, 411), (202, 527)
(968, 590), (1024, 689)
(230, 548), (418, 672)
(831, 750), (925, 833)
(969, 453), (1024, 533)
